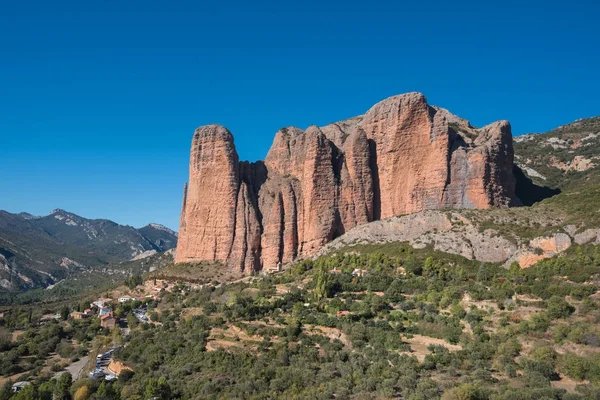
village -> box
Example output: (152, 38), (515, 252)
(5, 278), (186, 394)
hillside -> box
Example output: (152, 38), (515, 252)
(3, 241), (599, 399)
(0, 210), (177, 291)
(514, 116), (600, 190)
(0, 250), (175, 306)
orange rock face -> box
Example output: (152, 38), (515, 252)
(176, 125), (240, 265)
(175, 93), (519, 272)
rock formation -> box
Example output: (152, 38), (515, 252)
(175, 92), (520, 272)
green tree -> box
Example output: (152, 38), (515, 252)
(54, 372), (73, 400)
(547, 296), (575, 319)
(314, 266), (331, 301)
(423, 257), (437, 278)
(38, 380), (55, 400)
(143, 377), (171, 400)
(508, 261), (521, 276)
(0, 382), (11, 400)
(94, 381), (116, 399)
(13, 384), (38, 400)
(60, 306), (70, 321)
(385, 279), (404, 303)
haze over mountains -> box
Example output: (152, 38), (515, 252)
(0, 209), (177, 291)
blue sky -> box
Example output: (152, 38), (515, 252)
(1, 0), (598, 230)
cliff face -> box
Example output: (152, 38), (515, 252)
(175, 92), (520, 271)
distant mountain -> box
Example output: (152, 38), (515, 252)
(0, 209), (177, 291)
(138, 223), (178, 251)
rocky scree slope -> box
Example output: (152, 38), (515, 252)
(176, 92), (519, 273)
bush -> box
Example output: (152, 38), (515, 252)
(546, 296), (575, 319)
(441, 383), (487, 400)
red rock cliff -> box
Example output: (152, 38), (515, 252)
(175, 93), (519, 271)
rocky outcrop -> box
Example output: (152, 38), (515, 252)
(317, 211), (518, 263)
(317, 211), (582, 269)
(176, 125), (240, 265)
(176, 93), (520, 272)
(503, 233), (572, 269)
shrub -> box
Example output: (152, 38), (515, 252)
(441, 383), (487, 400)
(546, 296), (575, 319)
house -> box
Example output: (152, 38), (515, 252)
(83, 308), (94, 317)
(118, 296), (136, 303)
(12, 382), (31, 393)
(99, 307), (112, 317)
(101, 313), (116, 330)
(70, 311), (87, 320)
(330, 268), (343, 274)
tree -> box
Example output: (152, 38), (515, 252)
(156, 377), (172, 399)
(314, 266), (331, 301)
(508, 261), (521, 278)
(112, 326), (122, 347)
(74, 386), (90, 400)
(144, 377), (171, 400)
(385, 279), (404, 303)
(404, 254), (422, 276)
(144, 378), (159, 399)
(94, 381), (116, 399)
(38, 380), (55, 400)
(286, 317), (302, 338)
(12, 384), (38, 400)
(125, 274), (144, 289)
(61, 306), (70, 321)
(0, 382), (11, 400)
(423, 257), (437, 278)
(547, 296), (575, 319)
(54, 372), (73, 400)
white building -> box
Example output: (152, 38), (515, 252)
(118, 296), (136, 303)
(12, 382), (31, 393)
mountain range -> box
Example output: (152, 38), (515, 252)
(0, 209), (177, 291)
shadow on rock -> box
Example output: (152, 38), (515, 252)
(514, 165), (561, 206)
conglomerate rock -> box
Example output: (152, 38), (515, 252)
(175, 93), (520, 272)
